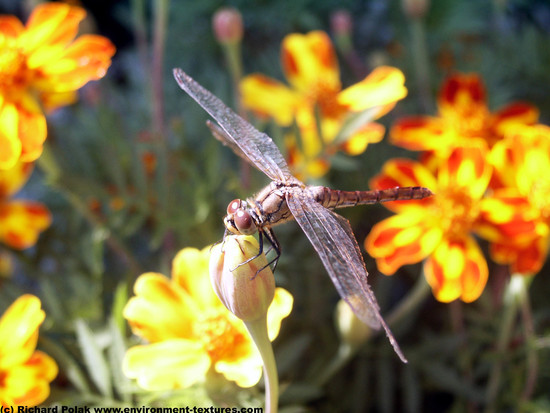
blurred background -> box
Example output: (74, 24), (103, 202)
(2, 0), (550, 412)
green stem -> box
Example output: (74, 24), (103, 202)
(245, 317), (278, 413)
(386, 272), (431, 327)
(484, 274), (524, 413)
(152, 0), (169, 138)
(410, 17), (434, 113)
(518, 276), (537, 402)
(314, 343), (354, 386)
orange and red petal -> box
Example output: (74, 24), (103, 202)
(240, 74), (300, 126)
(338, 66), (407, 113)
(370, 158), (436, 211)
(365, 209), (442, 275)
(491, 102), (539, 139)
(437, 140), (491, 199)
(0, 160), (33, 198)
(489, 236), (548, 275)
(5, 350), (58, 407)
(281, 31), (340, 94)
(21, 3), (85, 56)
(16, 99), (47, 163)
(390, 116), (454, 151)
(477, 190), (542, 244)
(438, 72), (486, 110)
(38, 35), (115, 92)
(424, 236), (488, 303)
(0, 16), (24, 38)
(0, 201), (51, 250)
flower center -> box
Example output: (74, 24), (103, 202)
(445, 103), (491, 141)
(195, 312), (246, 362)
(0, 40), (32, 96)
(432, 186), (480, 239)
(308, 81), (345, 119)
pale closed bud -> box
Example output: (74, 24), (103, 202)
(335, 299), (371, 348)
(330, 9), (352, 37)
(212, 7), (244, 45)
(401, 0), (430, 19)
(210, 235), (275, 322)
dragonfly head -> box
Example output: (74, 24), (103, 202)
(224, 199), (257, 235)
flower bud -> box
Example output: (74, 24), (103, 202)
(330, 9), (353, 54)
(212, 7), (243, 45)
(210, 235), (275, 322)
(334, 299), (371, 349)
(330, 9), (352, 37)
(401, 0), (430, 19)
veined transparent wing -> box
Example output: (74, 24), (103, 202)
(286, 191), (407, 363)
(173, 68), (292, 183)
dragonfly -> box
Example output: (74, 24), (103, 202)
(173, 68), (433, 363)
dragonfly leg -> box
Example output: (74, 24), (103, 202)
(259, 227), (281, 275)
(229, 230), (265, 272)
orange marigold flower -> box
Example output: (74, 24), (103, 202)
(390, 73), (538, 154)
(0, 161), (51, 249)
(0, 295), (58, 407)
(365, 141), (493, 303)
(123, 246), (293, 390)
(240, 31), (407, 178)
(0, 3), (115, 169)
(477, 124), (550, 274)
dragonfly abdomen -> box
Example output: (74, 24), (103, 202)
(310, 186), (433, 209)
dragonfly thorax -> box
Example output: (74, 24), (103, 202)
(224, 199), (258, 236)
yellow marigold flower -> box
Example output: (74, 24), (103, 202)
(0, 161), (51, 249)
(0, 294), (58, 407)
(0, 3), (115, 169)
(365, 141), (494, 303)
(123, 246), (293, 390)
(476, 124), (550, 274)
(390, 73), (539, 154)
(240, 30), (407, 178)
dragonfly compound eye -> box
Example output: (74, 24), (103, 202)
(227, 199), (244, 214)
(234, 210), (256, 235)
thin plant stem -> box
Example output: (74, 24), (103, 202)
(484, 274), (524, 413)
(410, 18), (434, 113)
(152, 0), (169, 139)
(245, 318), (278, 413)
(386, 272), (431, 328)
(519, 276), (537, 402)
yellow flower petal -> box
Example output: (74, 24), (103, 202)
(172, 246), (220, 310)
(240, 74), (300, 126)
(338, 66), (407, 113)
(123, 339), (211, 390)
(124, 273), (198, 342)
(424, 237), (488, 303)
(281, 31), (340, 94)
(0, 160), (33, 198)
(0, 295), (44, 370)
(267, 287), (293, 341)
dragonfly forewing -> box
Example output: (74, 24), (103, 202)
(286, 191), (407, 363)
(173, 68), (292, 183)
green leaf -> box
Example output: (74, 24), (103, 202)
(75, 319), (113, 398)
